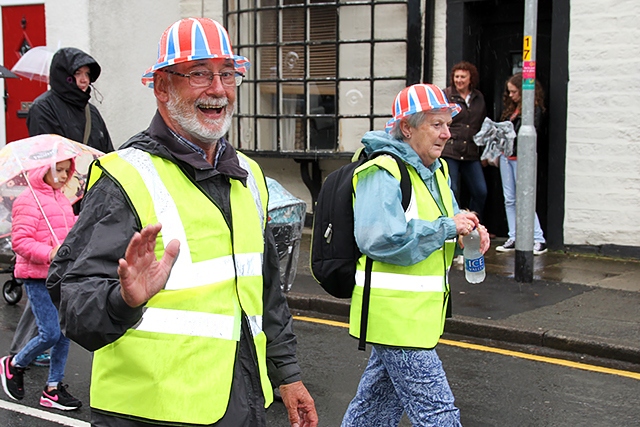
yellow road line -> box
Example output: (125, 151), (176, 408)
(293, 315), (640, 381)
(295, 316), (349, 329)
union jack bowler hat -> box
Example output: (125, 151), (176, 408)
(142, 17), (250, 88)
(385, 84), (461, 133)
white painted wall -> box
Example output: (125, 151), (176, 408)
(431, 0), (447, 88)
(564, 0), (640, 246)
(180, 0), (223, 23)
(90, 0), (180, 147)
(45, 0), (90, 52)
(42, 0), (180, 148)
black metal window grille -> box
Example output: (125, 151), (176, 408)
(226, 0), (411, 158)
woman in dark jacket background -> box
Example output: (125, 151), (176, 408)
(443, 61), (488, 220)
(26, 47), (113, 153)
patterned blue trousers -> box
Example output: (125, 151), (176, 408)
(341, 345), (462, 427)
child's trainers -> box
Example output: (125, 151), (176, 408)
(31, 353), (51, 367)
(40, 383), (82, 411)
(0, 355), (25, 400)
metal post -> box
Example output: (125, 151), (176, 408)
(515, 0), (538, 283)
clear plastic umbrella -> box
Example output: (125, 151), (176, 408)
(266, 177), (307, 293)
(0, 134), (104, 239)
(10, 46), (54, 83)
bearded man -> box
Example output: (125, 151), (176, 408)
(48, 18), (318, 427)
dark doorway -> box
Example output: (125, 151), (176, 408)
(445, 0), (568, 248)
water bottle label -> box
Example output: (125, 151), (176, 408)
(465, 256), (485, 272)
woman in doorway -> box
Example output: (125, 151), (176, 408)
(443, 61), (488, 220)
(496, 72), (547, 255)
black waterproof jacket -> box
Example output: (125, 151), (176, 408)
(26, 47), (114, 153)
(508, 106), (543, 158)
(48, 112), (301, 426)
(442, 87), (487, 162)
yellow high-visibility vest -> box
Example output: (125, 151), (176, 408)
(350, 156), (455, 349)
(87, 148), (272, 425)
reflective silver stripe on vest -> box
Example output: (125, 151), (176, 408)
(160, 254), (263, 290)
(405, 188), (418, 221)
(234, 252), (263, 277)
(355, 270), (445, 292)
(118, 149), (263, 291)
(119, 148), (190, 290)
(237, 155), (265, 228)
(405, 191), (459, 227)
(248, 315), (263, 338)
(135, 307), (238, 340)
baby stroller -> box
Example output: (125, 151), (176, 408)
(0, 235), (22, 305)
(266, 178), (307, 293)
(0, 183), (23, 305)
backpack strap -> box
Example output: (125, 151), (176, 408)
(390, 152), (411, 211)
(359, 256), (374, 350)
(357, 151), (411, 351)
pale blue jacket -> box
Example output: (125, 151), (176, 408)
(354, 131), (460, 267)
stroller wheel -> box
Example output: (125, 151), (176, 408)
(3, 279), (22, 305)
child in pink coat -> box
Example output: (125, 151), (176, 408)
(0, 158), (82, 410)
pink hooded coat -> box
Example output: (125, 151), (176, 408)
(11, 159), (77, 279)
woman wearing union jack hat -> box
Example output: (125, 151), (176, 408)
(342, 83), (491, 426)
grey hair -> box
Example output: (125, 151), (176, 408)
(388, 111), (429, 140)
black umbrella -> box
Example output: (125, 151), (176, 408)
(0, 64), (18, 79)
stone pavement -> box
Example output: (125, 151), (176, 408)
(286, 229), (640, 367)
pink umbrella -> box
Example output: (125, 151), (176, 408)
(0, 134), (104, 240)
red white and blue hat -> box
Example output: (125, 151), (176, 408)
(142, 18), (250, 88)
(385, 84), (461, 133)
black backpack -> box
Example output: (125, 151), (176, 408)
(311, 150), (411, 349)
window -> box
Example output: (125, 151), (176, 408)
(226, 0), (409, 156)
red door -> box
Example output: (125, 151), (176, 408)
(2, 4), (46, 143)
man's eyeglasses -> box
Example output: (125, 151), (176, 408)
(162, 69), (244, 88)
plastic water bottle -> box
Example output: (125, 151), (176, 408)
(463, 228), (485, 284)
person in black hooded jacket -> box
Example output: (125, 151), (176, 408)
(26, 47), (114, 153)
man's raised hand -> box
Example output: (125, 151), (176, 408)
(118, 223), (180, 308)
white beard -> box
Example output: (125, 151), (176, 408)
(166, 85), (234, 144)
